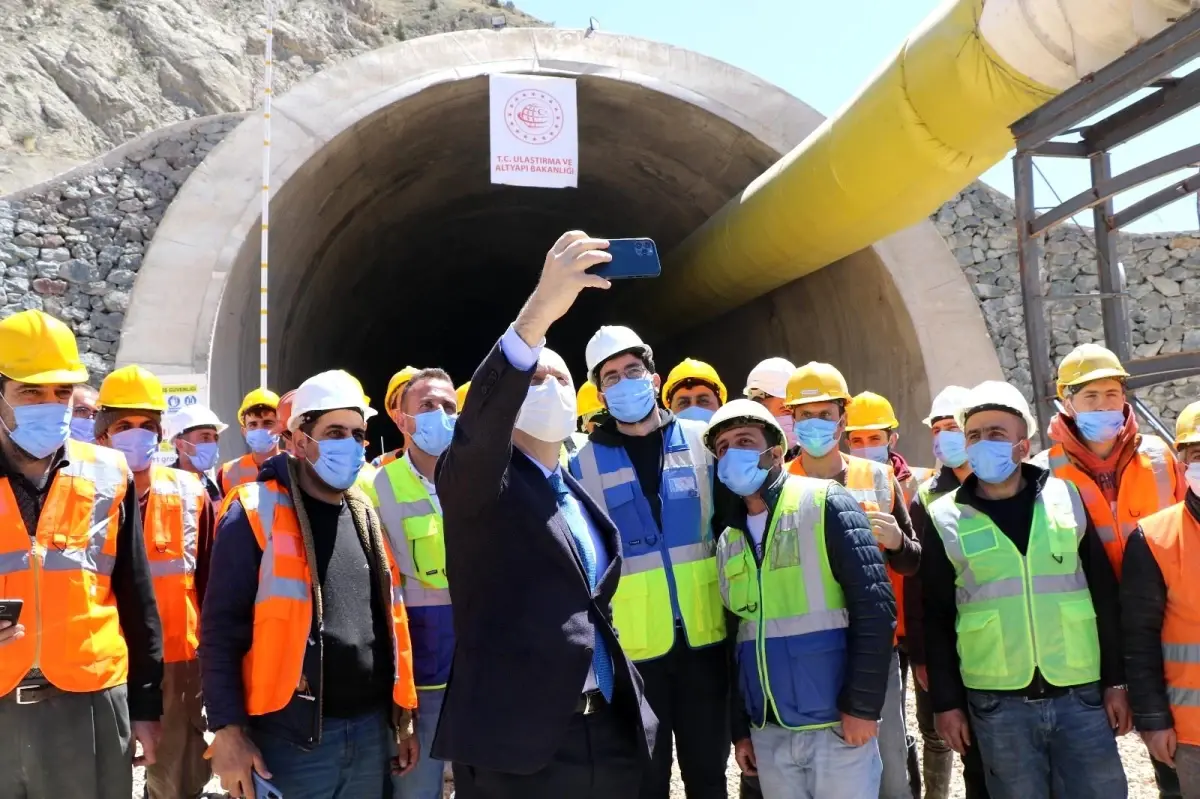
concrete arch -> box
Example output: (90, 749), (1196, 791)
(119, 27), (1001, 459)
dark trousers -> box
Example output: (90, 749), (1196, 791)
(1153, 754), (1182, 798)
(637, 637), (730, 799)
(453, 704), (640, 799)
(0, 683), (133, 799)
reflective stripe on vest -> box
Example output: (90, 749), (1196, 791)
(1044, 435), (1178, 576)
(0, 440), (131, 696)
(570, 418), (724, 661)
(1140, 503), (1200, 746)
(238, 480), (417, 714)
(928, 477), (1099, 691)
(718, 476), (847, 730)
(220, 454), (260, 495)
(144, 465), (205, 663)
(373, 458), (453, 689)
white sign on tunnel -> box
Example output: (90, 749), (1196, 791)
(489, 73), (578, 189)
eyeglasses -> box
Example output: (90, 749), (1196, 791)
(600, 364), (648, 390)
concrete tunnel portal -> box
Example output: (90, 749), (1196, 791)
(117, 29), (1003, 459)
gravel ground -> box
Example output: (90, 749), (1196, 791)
(136, 675), (1162, 797)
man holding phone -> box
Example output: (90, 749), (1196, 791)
(569, 325), (729, 799)
(0, 309), (164, 799)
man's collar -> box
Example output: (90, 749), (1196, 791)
(0, 441), (69, 481)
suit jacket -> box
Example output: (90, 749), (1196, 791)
(431, 338), (658, 774)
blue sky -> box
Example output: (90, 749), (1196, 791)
(518, 0), (1200, 233)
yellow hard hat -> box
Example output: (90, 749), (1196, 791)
(662, 358), (728, 406)
(577, 381), (603, 418)
(785, 362), (851, 407)
(98, 365), (167, 411)
(456, 382), (470, 411)
(1176, 401), (1200, 447)
(1056, 344), (1129, 399)
(845, 391), (900, 431)
(238, 387), (281, 422)
(384, 366), (420, 411)
(0, 309), (88, 384)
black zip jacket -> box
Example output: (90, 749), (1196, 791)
(921, 463), (1124, 713)
(904, 466), (963, 666)
(725, 470), (896, 742)
(0, 445), (163, 719)
(1122, 490), (1200, 732)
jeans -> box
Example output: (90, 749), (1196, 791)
(878, 650), (911, 799)
(637, 638), (730, 798)
(253, 709), (391, 799)
(966, 684), (1127, 799)
(749, 723), (882, 799)
(393, 688), (445, 799)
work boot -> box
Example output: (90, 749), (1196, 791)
(922, 747), (954, 799)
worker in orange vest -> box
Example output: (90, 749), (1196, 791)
(783, 363), (918, 799)
(1035, 343), (1184, 578)
(219, 387), (282, 494)
(201, 369), (418, 797)
(95, 365), (217, 799)
(373, 366), (419, 468)
(0, 310), (163, 799)
(1122, 400), (1200, 796)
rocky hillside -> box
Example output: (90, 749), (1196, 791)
(0, 0), (542, 194)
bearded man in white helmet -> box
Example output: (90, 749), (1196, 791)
(434, 231), (656, 799)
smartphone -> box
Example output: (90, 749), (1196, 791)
(252, 772), (283, 799)
(0, 600), (22, 626)
(592, 237), (661, 280)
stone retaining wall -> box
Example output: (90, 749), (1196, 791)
(934, 182), (1200, 426)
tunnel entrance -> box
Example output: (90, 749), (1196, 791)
(119, 29), (1003, 461)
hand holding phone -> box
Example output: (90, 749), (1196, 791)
(590, 238), (661, 280)
(253, 771), (283, 799)
(0, 599), (23, 626)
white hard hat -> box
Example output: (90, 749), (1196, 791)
(585, 325), (652, 384)
(165, 405), (228, 440)
(743, 357), (796, 400)
(956, 381), (1037, 438)
(288, 370), (378, 432)
(923, 385), (972, 427)
(703, 398), (787, 454)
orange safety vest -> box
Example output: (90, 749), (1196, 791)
(144, 464), (206, 664)
(1044, 436), (1180, 577)
(234, 479), (417, 715)
(1140, 503), (1200, 745)
(0, 440), (131, 696)
(220, 453), (261, 496)
(788, 454), (905, 639)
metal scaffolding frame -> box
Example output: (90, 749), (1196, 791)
(1011, 9), (1200, 439)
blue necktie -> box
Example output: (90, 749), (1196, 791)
(547, 470), (614, 701)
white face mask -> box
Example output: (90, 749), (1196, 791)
(516, 377), (577, 444)
(1186, 462), (1200, 497)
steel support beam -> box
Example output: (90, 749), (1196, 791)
(1011, 9), (1200, 149)
(1031, 141), (1089, 158)
(1091, 152), (1131, 364)
(1111, 172), (1200, 229)
(1014, 153), (1058, 434)
(1083, 67), (1200, 152)
(1029, 142), (1200, 236)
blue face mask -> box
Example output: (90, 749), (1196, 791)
(245, 428), (279, 454)
(933, 430), (969, 468)
(111, 428), (160, 472)
(186, 442), (220, 472)
(411, 409), (456, 457)
(604, 376), (657, 424)
(967, 440), (1019, 484)
(793, 417), (841, 457)
(676, 406), (716, 423)
(2, 400), (72, 459)
(308, 437), (365, 491)
(1074, 409), (1124, 443)
(718, 447), (771, 496)
(851, 445), (890, 464)
(69, 417), (95, 443)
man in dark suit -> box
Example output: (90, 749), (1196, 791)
(433, 230), (658, 798)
